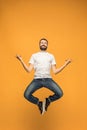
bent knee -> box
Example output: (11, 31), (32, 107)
(24, 90), (30, 99)
(24, 91), (27, 99)
(60, 90), (63, 97)
(56, 90), (63, 98)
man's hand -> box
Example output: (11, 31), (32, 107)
(16, 54), (34, 73)
(65, 59), (72, 66)
(16, 54), (22, 62)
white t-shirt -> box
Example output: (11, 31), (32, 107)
(29, 51), (56, 79)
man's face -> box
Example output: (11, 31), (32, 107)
(39, 40), (48, 51)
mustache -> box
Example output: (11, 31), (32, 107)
(40, 45), (46, 47)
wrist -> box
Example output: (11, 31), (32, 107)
(20, 59), (23, 63)
(64, 62), (67, 66)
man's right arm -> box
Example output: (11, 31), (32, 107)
(16, 55), (34, 73)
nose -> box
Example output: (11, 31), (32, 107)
(41, 44), (46, 46)
(41, 43), (47, 46)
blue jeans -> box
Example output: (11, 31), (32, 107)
(24, 78), (63, 105)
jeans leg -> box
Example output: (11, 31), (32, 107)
(44, 79), (63, 102)
(24, 79), (43, 105)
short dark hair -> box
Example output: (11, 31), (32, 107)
(39, 38), (48, 45)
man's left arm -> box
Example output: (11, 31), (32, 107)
(52, 59), (72, 74)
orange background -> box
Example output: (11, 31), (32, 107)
(0, 0), (87, 130)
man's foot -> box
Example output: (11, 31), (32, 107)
(44, 98), (51, 111)
(38, 101), (45, 115)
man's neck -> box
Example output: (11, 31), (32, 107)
(40, 50), (47, 53)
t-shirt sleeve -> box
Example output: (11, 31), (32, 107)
(28, 55), (34, 65)
(51, 55), (56, 65)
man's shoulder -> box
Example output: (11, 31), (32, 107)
(31, 52), (40, 58)
(32, 52), (40, 56)
(47, 52), (54, 57)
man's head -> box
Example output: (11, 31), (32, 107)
(39, 38), (48, 51)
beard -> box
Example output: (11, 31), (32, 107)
(40, 45), (47, 51)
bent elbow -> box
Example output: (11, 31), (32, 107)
(54, 69), (60, 75)
(26, 68), (30, 73)
(53, 70), (57, 75)
(26, 70), (29, 73)
(54, 72), (57, 75)
(27, 68), (32, 73)
(27, 69), (31, 73)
